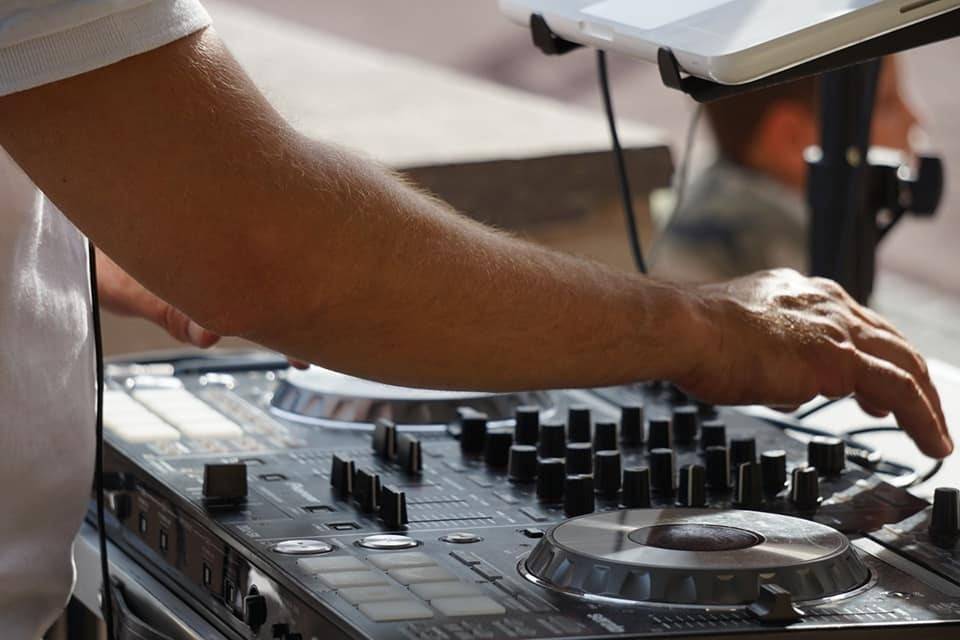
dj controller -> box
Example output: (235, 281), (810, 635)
(92, 352), (960, 640)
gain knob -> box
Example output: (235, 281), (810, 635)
(677, 464), (707, 507)
(705, 446), (731, 491)
(564, 474), (595, 517)
(808, 436), (845, 476)
(620, 404), (644, 446)
(536, 458), (566, 503)
(761, 450), (787, 499)
(672, 406), (699, 446)
(566, 442), (594, 475)
(700, 420), (727, 450)
(594, 422), (618, 452)
(790, 466), (821, 513)
(929, 487), (960, 549)
(594, 450), (622, 496)
(484, 431), (513, 468)
(735, 462), (763, 509)
(514, 406), (540, 445)
(649, 448), (676, 497)
(648, 417), (672, 450)
(538, 422), (566, 459)
(621, 467), (651, 508)
(730, 437), (757, 470)
(508, 445), (538, 483)
(568, 405), (592, 443)
(460, 412), (488, 456)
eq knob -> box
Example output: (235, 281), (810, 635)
(761, 450), (787, 499)
(620, 404), (644, 446)
(564, 474), (595, 517)
(566, 442), (594, 475)
(677, 464), (707, 507)
(648, 417), (672, 450)
(621, 467), (651, 508)
(730, 437), (757, 470)
(594, 450), (622, 496)
(536, 458), (566, 503)
(508, 445), (538, 483)
(203, 463), (248, 504)
(672, 406), (699, 446)
(538, 422), (566, 459)
(790, 466), (821, 513)
(649, 448), (676, 496)
(379, 485), (408, 529)
(735, 462), (763, 509)
(705, 446), (731, 491)
(484, 431), (514, 468)
(329, 455), (355, 498)
(929, 487), (960, 549)
(700, 420), (727, 450)
(594, 421), (618, 452)
(460, 412), (488, 456)
(353, 469), (381, 513)
(514, 406), (540, 445)
(808, 436), (845, 476)
(568, 405), (592, 443)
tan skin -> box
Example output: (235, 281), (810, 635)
(0, 30), (950, 458)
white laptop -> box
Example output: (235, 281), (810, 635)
(500, 0), (960, 85)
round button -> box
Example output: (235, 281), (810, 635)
(272, 539), (334, 555)
(357, 534), (419, 550)
(440, 532), (483, 544)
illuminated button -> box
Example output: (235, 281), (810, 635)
(366, 552), (435, 571)
(390, 566), (457, 585)
(431, 596), (506, 617)
(357, 534), (418, 550)
(358, 599), (433, 622)
(297, 556), (365, 574)
(319, 571), (390, 589)
(132, 389), (243, 439)
(273, 540), (334, 556)
(103, 390), (181, 443)
(410, 582), (483, 600)
(440, 532), (482, 544)
(338, 586), (408, 605)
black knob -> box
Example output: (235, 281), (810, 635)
(460, 412), (488, 456)
(566, 442), (594, 475)
(536, 458), (566, 503)
(668, 384), (689, 404)
(649, 448), (675, 496)
(568, 405), (592, 443)
(790, 466), (821, 513)
(514, 406), (540, 445)
(203, 463), (248, 503)
(330, 455), (355, 498)
(930, 487), (960, 548)
(700, 419), (727, 450)
(648, 417), (672, 450)
(735, 462), (763, 509)
(538, 421), (566, 458)
(484, 431), (514, 468)
(594, 421), (618, 452)
(243, 586), (268, 631)
(595, 450), (622, 496)
(620, 404), (644, 446)
(621, 467), (651, 508)
(761, 450), (787, 499)
(379, 485), (408, 529)
(672, 406), (699, 446)
(353, 469), (381, 512)
(730, 437), (757, 470)
(564, 474), (595, 517)
(396, 434), (423, 475)
(678, 464), (707, 507)
(808, 436), (845, 476)
(705, 446), (731, 491)
(508, 445), (538, 483)
(373, 418), (397, 459)
(697, 401), (718, 419)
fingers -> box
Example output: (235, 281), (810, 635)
(287, 358), (310, 370)
(853, 393), (890, 418)
(160, 304), (221, 348)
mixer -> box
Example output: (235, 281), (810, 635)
(92, 352), (960, 639)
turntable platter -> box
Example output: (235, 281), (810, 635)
(522, 509), (871, 607)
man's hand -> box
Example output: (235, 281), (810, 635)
(95, 249), (220, 348)
(678, 269), (951, 458)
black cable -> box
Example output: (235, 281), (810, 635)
(597, 49), (646, 274)
(88, 239), (116, 640)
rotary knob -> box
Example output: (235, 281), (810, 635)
(620, 404), (644, 446)
(564, 474), (595, 517)
(761, 450), (787, 499)
(538, 422), (566, 459)
(648, 417), (672, 450)
(536, 458), (566, 503)
(508, 445), (538, 483)
(484, 431), (513, 468)
(595, 450), (622, 496)
(568, 405), (592, 443)
(735, 462), (763, 509)
(566, 442), (594, 475)
(790, 466), (821, 513)
(672, 406), (699, 446)
(203, 463), (248, 504)
(730, 437), (757, 470)
(677, 464), (707, 507)
(649, 448), (675, 497)
(621, 467), (651, 508)
(929, 487), (960, 549)
(460, 412), (488, 456)
(705, 446), (731, 491)
(594, 422), (618, 452)
(700, 420), (726, 450)
(514, 406), (540, 445)
(808, 436), (845, 476)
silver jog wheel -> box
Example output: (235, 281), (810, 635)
(521, 509), (870, 607)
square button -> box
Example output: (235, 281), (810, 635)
(319, 571), (390, 589)
(431, 596), (506, 617)
(410, 582), (483, 600)
(391, 566), (458, 585)
(338, 586), (408, 605)
(366, 552), (436, 571)
(297, 556), (366, 574)
(359, 599), (434, 622)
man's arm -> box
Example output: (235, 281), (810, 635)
(0, 29), (949, 457)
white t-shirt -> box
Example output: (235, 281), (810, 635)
(0, 1), (209, 636)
